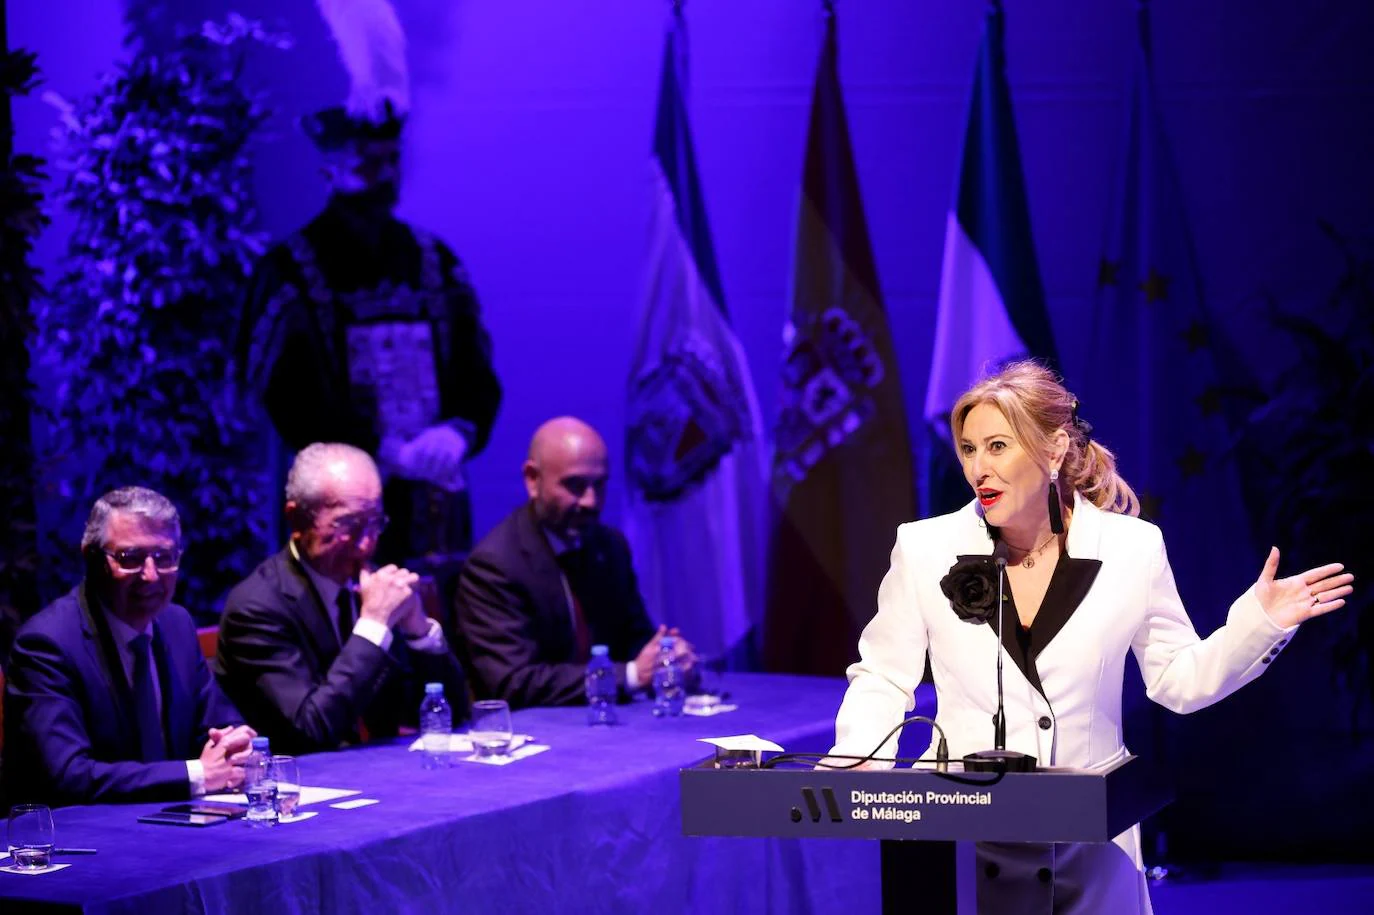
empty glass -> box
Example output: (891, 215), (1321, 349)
(469, 699), (514, 758)
(700, 653), (728, 699)
(269, 755), (303, 822)
(7, 804), (55, 869)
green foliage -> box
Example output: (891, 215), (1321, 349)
(34, 18), (289, 620)
(1, 48), (49, 654)
(1240, 223), (1374, 723)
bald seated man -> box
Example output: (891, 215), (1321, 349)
(456, 417), (694, 708)
(216, 443), (469, 753)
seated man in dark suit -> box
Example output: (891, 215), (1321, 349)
(3, 487), (253, 805)
(457, 416), (694, 708)
(215, 443), (469, 753)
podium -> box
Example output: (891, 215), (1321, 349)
(681, 754), (1172, 914)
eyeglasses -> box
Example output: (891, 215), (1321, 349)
(328, 512), (389, 540)
(104, 548), (182, 573)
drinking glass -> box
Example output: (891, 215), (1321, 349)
(269, 755), (303, 822)
(7, 804), (55, 869)
(469, 699), (514, 758)
(700, 653), (728, 699)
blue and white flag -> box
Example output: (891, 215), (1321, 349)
(922, 5), (1058, 515)
(624, 10), (766, 665)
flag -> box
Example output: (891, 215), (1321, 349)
(1086, 7), (1254, 628)
(1086, 11), (1260, 861)
(921, 5), (1058, 517)
(624, 9), (767, 666)
(761, 10), (915, 676)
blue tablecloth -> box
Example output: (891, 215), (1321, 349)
(1, 673), (888, 915)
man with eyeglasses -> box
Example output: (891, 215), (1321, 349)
(215, 443), (469, 753)
(3, 487), (253, 805)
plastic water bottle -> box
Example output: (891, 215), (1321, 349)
(585, 644), (617, 725)
(243, 736), (277, 827)
(419, 682), (453, 768)
(652, 635), (686, 717)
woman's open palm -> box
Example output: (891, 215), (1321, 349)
(1255, 547), (1354, 628)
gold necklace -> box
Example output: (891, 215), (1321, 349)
(1006, 532), (1057, 569)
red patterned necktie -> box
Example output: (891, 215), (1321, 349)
(557, 550), (593, 663)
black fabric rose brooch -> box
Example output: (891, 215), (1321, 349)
(939, 557), (1000, 624)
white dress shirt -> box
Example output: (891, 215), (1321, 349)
(289, 541), (446, 654)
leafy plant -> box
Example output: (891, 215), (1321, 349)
(34, 16), (289, 621)
(1239, 222), (1374, 727)
(0, 48), (48, 658)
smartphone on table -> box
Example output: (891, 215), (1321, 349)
(136, 812), (227, 827)
(162, 801), (245, 819)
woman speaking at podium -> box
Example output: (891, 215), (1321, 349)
(829, 360), (1352, 914)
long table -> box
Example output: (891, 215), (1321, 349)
(1, 673), (888, 914)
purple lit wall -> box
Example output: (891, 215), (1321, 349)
(17, 1), (1371, 537)
(12, 0), (1374, 859)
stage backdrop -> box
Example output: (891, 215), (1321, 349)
(12, 0), (1373, 861)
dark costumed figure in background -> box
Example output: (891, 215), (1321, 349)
(237, 0), (500, 606)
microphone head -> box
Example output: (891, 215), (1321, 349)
(992, 539), (1010, 568)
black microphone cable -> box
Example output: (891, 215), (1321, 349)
(764, 715), (944, 770)
(764, 752), (1010, 787)
(760, 715), (1006, 785)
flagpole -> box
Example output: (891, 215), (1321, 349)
(1138, 0), (1153, 68)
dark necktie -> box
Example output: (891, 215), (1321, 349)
(557, 549), (593, 663)
(130, 633), (168, 762)
(336, 586), (372, 742)
(336, 586), (356, 648)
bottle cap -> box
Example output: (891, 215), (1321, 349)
(660, 635), (676, 650)
(251, 736), (270, 752)
(590, 644), (609, 657)
(424, 682), (444, 695)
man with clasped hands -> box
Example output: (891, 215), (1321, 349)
(456, 417), (695, 708)
(215, 443), (468, 753)
(4, 487), (253, 805)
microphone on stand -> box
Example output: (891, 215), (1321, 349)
(991, 542), (1010, 750)
(964, 540), (1037, 773)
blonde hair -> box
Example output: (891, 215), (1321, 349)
(949, 360), (1138, 516)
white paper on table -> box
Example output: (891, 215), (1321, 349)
(202, 786), (361, 807)
(0, 856), (72, 876)
(278, 811), (319, 824)
(406, 734), (534, 754)
(682, 699), (739, 717)
(697, 735), (785, 753)
(329, 798), (380, 810)
(1, 850), (69, 869)
(458, 743), (550, 766)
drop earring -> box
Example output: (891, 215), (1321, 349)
(1048, 468), (1064, 535)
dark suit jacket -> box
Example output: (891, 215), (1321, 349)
(2, 585), (242, 806)
(214, 548), (469, 754)
(456, 504), (658, 708)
